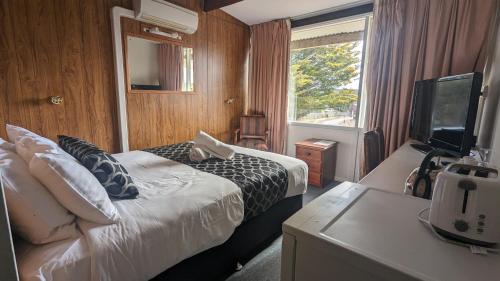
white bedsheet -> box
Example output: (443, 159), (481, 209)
(17, 148), (308, 281)
(16, 236), (90, 281)
(80, 151), (244, 281)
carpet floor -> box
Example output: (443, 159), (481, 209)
(225, 182), (340, 281)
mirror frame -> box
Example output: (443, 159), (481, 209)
(123, 31), (196, 95)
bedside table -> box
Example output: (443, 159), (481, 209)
(295, 138), (337, 188)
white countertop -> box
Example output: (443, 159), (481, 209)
(283, 182), (500, 281)
(359, 141), (458, 194)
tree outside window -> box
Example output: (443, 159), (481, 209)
(288, 19), (367, 128)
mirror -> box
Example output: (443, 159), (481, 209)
(127, 35), (194, 92)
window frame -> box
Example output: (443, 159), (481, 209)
(288, 12), (372, 129)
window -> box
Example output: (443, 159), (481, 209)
(288, 17), (371, 128)
(182, 47), (194, 91)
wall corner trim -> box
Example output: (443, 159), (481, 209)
(111, 6), (134, 152)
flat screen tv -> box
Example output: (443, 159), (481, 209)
(409, 72), (483, 157)
(409, 78), (436, 143)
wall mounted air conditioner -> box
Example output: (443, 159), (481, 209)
(133, 0), (198, 34)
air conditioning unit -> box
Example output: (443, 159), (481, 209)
(133, 0), (198, 34)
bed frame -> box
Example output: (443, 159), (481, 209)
(151, 194), (303, 281)
(0, 178), (20, 281)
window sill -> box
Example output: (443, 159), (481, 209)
(288, 121), (362, 132)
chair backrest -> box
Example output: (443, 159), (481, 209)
(240, 115), (267, 138)
(375, 127), (385, 159)
(363, 128), (385, 175)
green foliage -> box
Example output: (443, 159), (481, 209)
(290, 42), (361, 118)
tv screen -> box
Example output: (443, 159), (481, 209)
(409, 72), (482, 156)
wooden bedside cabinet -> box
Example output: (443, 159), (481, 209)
(295, 138), (337, 188)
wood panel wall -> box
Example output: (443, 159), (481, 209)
(126, 1), (249, 150)
(0, 0), (249, 152)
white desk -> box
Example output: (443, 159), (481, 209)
(281, 143), (495, 281)
(359, 141), (457, 194)
(281, 182), (500, 281)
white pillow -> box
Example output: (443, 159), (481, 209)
(14, 134), (73, 165)
(0, 148), (79, 244)
(30, 153), (120, 224)
(6, 124), (39, 143)
(6, 124), (71, 164)
(0, 138), (15, 151)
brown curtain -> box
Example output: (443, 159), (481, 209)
(366, 0), (496, 157)
(248, 19), (291, 154)
(158, 43), (183, 91)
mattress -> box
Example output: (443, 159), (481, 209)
(16, 148), (307, 281)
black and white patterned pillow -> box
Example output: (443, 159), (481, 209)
(58, 135), (101, 159)
(58, 135), (139, 200)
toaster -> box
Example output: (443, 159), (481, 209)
(429, 163), (500, 246)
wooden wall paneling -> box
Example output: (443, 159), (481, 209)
(207, 15), (226, 141)
(0, 0), (122, 151)
(26, 0), (64, 139)
(207, 9), (248, 27)
(0, 0), (248, 151)
(82, 0), (119, 152)
(172, 95), (189, 143)
(0, 1), (19, 140)
(124, 5), (250, 149)
(79, 0), (106, 145)
(96, 0), (124, 151)
(0, 0), (123, 151)
(188, 11), (209, 142)
(54, 0), (91, 143)
(123, 17), (176, 149)
(170, 14), (197, 144)
(230, 20), (249, 137)
(8, 0), (44, 135)
(206, 13), (249, 143)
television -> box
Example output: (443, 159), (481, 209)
(409, 78), (436, 143)
(409, 72), (483, 157)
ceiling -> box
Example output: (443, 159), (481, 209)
(221, 0), (372, 26)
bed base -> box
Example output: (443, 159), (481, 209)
(151, 194), (303, 281)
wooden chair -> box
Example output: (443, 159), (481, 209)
(234, 115), (269, 151)
(375, 127), (385, 159)
(363, 127), (385, 175)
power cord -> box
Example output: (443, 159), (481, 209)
(417, 208), (498, 254)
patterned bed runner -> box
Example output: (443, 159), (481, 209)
(143, 142), (288, 221)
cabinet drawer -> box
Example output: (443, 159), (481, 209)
(308, 171), (321, 186)
(303, 158), (322, 173)
(296, 147), (322, 161)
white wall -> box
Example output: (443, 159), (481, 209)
(486, 14), (500, 167)
(287, 123), (363, 182)
(127, 37), (160, 86)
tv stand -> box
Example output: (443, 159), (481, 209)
(410, 143), (434, 154)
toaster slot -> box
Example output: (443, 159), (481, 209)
(474, 169), (489, 178)
(457, 180), (476, 214)
(457, 167), (471, 175)
(461, 190), (469, 214)
(473, 167), (498, 178)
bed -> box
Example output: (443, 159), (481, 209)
(14, 144), (308, 281)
